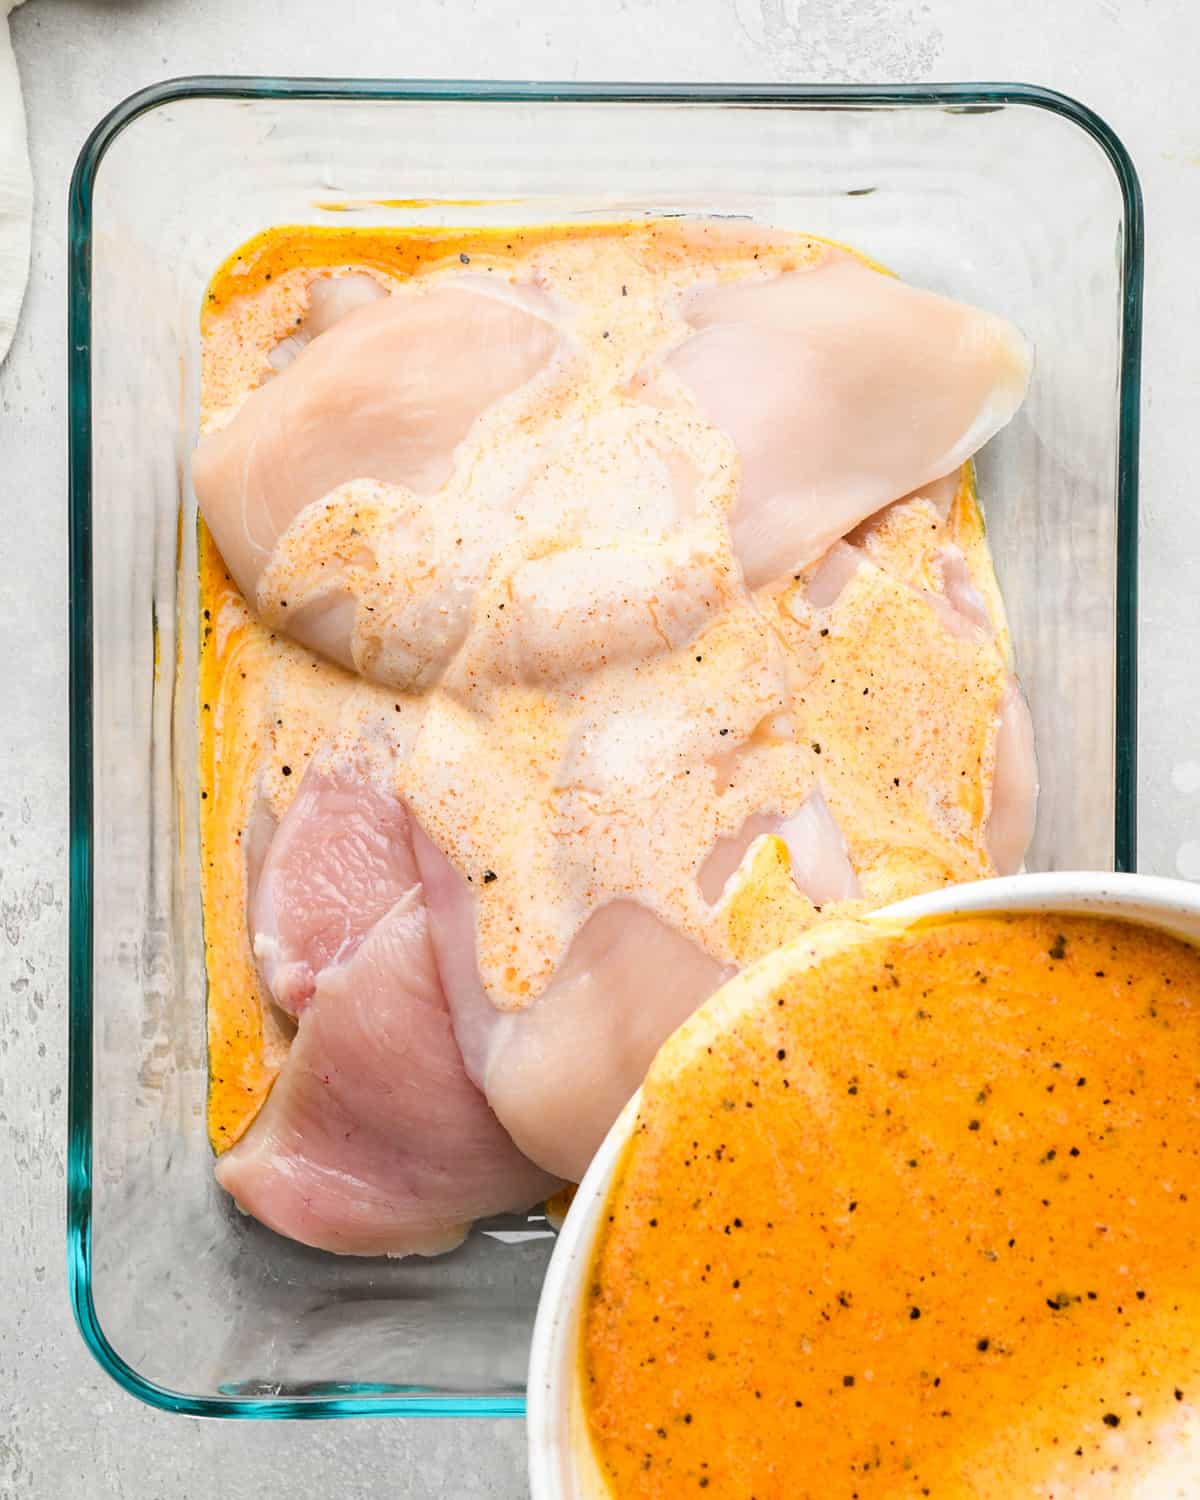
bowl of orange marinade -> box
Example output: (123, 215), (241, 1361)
(530, 873), (1200, 1500)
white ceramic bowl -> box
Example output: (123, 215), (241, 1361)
(527, 872), (1200, 1500)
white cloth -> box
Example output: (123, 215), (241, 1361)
(0, 0), (30, 366)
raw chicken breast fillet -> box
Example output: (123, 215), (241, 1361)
(216, 762), (558, 1257)
(413, 823), (733, 1184)
(193, 278), (560, 680)
(666, 254), (1032, 586)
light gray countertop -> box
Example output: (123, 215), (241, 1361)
(3, 0), (1199, 1492)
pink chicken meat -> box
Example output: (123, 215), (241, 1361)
(215, 763), (558, 1256)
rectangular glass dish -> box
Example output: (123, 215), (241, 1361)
(68, 79), (1142, 1418)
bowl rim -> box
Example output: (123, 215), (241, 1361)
(68, 78), (1142, 1418)
(528, 871), (1200, 1494)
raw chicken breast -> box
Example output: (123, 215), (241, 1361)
(667, 254), (1032, 585)
(985, 679), (1039, 876)
(473, 540), (724, 687)
(192, 281), (560, 670)
(796, 537), (1038, 881)
(776, 787), (862, 905)
(804, 540), (866, 609)
(937, 544), (993, 635)
(807, 534), (992, 642)
(413, 827), (731, 1183)
(697, 789), (860, 909)
(697, 812), (780, 904)
(484, 903), (730, 1182)
(230, 753), (730, 1202)
(216, 762), (557, 1257)
(250, 766), (419, 1016)
(267, 272), (389, 371)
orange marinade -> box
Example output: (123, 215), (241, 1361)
(582, 914), (1200, 1498)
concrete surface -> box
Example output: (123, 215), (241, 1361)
(2, 0), (1199, 1493)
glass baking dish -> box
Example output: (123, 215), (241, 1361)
(67, 79), (1142, 1418)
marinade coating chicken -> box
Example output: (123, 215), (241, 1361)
(195, 227), (1037, 1254)
(791, 534), (1038, 880)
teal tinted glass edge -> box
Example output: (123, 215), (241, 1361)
(67, 77), (1141, 1418)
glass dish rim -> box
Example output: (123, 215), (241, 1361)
(66, 75), (1142, 1419)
